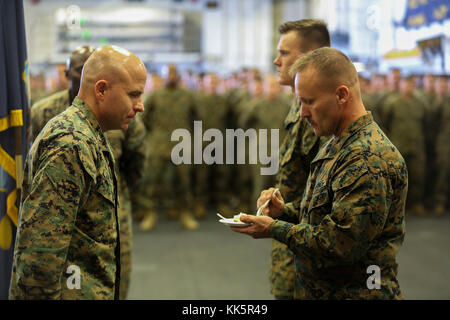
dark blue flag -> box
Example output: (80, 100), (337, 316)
(400, 0), (449, 29)
(0, 0), (30, 300)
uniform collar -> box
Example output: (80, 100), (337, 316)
(284, 99), (301, 127)
(312, 112), (373, 163)
(72, 96), (112, 154)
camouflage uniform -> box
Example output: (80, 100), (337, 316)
(361, 92), (383, 125)
(242, 96), (290, 207)
(29, 90), (141, 299)
(30, 89), (49, 109)
(270, 113), (407, 299)
(225, 88), (251, 120)
(10, 97), (121, 299)
(415, 90), (440, 206)
(235, 96), (260, 215)
(382, 95), (426, 209)
(193, 92), (229, 211)
(375, 90), (398, 133)
(361, 92), (376, 114)
(225, 89), (252, 211)
(435, 97), (450, 210)
(270, 100), (325, 299)
(31, 90), (70, 141)
(138, 87), (195, 216)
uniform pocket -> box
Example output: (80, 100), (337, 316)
(96, 176), (115, 206)
(310, 186), (330, 210)
(305, 185), (332, 225)
(96, 151), (116, 206)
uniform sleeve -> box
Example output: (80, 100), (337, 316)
(270, 157), (390, 269)
(11, 144), (87, 299)
(277, 202), (300, 224)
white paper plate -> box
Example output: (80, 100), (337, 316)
(218, 218), (250, 227)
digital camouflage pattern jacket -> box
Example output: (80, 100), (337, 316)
(270, 113), (407, 300)
(10, 97), (121, 300)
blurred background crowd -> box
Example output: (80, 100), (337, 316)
(23, 0), (450, 234)
(30, 62), (450, 226)
(1, 0), (449, 300)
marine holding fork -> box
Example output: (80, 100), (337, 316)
(231, 47), (408, 300)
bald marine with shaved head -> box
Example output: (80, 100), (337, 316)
(10, 45), (147, 300)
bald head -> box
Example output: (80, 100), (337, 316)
(80, 45), (145, 93)
(78, 45), (147, 131)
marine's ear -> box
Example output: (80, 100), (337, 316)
(94, 80), (108, 100)
(335, 85), (349, 105)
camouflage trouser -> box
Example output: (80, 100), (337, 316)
(404, 152), (426, 208)
(424, 140), (438, 206)
(118, 195), (132, 300)
(129, 169), (151, 221)
(193, 161), (238, 212)
(213, 164), (235, 206)
(137, 157), (193, 215)
(435, 150), (450, 208)
(193, 163), (211, 208)
(270, 240), (295, 298)
(234, 163), (253, 212)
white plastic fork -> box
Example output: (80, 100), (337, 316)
(216, 213), (227, 220)
(256, 188), (279, 216)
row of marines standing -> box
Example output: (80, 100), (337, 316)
(361, 70), (450, 216)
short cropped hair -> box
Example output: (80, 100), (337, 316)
(278, 19), (331, 50)
(289, 47), (358, 89)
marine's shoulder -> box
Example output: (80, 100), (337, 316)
(35, 110), (103, 171)
(31, 90), (69, 112)
(41, 106), (98, 144)
(341, 122), (405, 171)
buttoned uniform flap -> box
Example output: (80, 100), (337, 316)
(97, 152), (116, 205)
(76, 144), (115, 206)
(309, 185), (331, 210)
(96, 169), (116, 205)
(331, 158), (369, 193)
(309, 157), (369, 212)
(76, 142), (97, 180)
